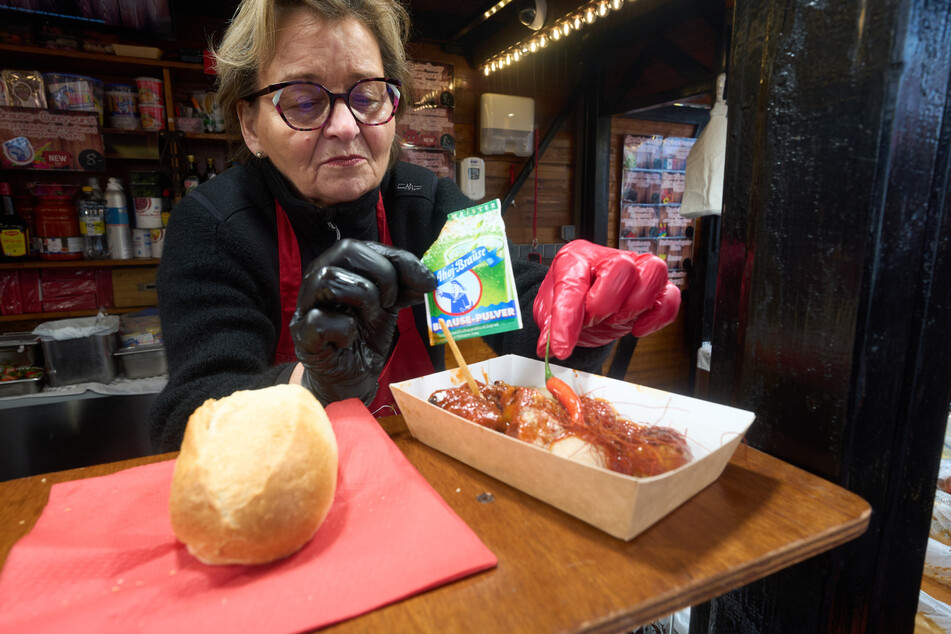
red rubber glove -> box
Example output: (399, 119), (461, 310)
(533, 240), (681, 360)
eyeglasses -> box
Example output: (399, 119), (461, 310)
(242, 78), (401, 131)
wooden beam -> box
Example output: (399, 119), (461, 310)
(696, 0), (951, 630)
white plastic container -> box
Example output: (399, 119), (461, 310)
(104, 178), (132, 260)
(479, 94), (535, 157)
(132, 228), (152, 258)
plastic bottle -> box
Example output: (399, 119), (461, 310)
(0, 182), (30, 262)
(77, 185), (108, 259)
(88, 177), (110, 255)
(105, 177), (132, 260)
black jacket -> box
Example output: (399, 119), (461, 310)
(149, 159), (608, 452)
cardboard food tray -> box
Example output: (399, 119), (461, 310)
(391, 355), (755, 541)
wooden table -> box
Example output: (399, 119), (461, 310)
(0, 415), (870, 633)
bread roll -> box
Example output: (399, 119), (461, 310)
(169, 384), (338, 565)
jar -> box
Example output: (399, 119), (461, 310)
(33, 190), (83, 261)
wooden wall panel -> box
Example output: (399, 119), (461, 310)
(608, 306), (693, 395)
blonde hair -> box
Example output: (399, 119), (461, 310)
(213, 0), (412, 166)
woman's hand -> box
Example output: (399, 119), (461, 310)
(533, 240), (681, 360)
(290, 239), (436, 405)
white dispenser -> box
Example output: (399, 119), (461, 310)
(479, 93), (535, 157)
(457, 157), (486, 200)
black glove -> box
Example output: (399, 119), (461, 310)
(290, 239), (436, 406)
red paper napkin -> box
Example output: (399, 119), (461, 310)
(0, 399), (497, 633)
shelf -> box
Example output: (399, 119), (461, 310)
(0, 43), (202, 72)
(105, 154), (160, 161)
(184, 132), (239, 142)
(623, 167), (688, 174)
(0, 259), (160, 271)
(0, 305), (156, 324)
(102, 128), (237, 142)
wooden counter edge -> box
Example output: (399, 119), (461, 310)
(585, 445), (873, 633)
(1, 423), (873, 594)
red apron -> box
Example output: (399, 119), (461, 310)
(273, 194), (434, 415)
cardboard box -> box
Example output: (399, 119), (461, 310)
(111, 267), (157, 307)
(41, 293), (98, 313)
(0, 270), (22, 315)
(40, 267), (97, 298)
(19, 270), (41, 313)
(391, 355), (755, 541)
(0, 106), (105, 171)
(96, 268), (114, 308)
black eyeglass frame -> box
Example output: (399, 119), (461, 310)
(241, 77), (402, 132)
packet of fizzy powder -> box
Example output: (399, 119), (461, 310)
(422, 199), (522, 346)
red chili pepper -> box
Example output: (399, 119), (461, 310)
(545, 332), (585, 428)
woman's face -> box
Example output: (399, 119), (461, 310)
(237, 11), (395, 207)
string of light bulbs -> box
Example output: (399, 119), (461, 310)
(482, 0), (627, 76)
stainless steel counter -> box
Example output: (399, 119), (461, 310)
(0, 392), (161, 481)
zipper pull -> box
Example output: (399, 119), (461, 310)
(327, 221), (340, 241)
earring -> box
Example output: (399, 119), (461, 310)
(255, 150), (265, 158)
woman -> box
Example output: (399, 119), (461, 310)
(149, 0), (680, 452)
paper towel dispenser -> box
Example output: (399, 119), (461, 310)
(480, 93), (534, 157)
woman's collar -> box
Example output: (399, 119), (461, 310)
(258, 158), (381, 232)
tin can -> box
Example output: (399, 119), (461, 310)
(149, 228), (165, 259)
(132, 228), (152, 258)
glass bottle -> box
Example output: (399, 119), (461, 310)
(78, 185), (108, 259)
(183, 155), (201, 194)
(0, 182), (30, 262)
(203, 157), (217, 181)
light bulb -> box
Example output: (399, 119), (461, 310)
(610, 0), (623, 9)
(562, 22), (571, 36)
(598, 1), (609, 16)
(529, 40), (538, 52)
(572, 14), (583, 29)
(539, 34), (548, 47)
(484, 66), (491, 76)
(552, 28), (562, 41)
(514, 49), (521, 61)
(585, 7), (595, 23)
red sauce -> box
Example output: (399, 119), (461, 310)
(428, 382), (505, 432)
(429, 381), (693, 478)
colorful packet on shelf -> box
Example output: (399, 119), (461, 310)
(422, 198), (522, 346)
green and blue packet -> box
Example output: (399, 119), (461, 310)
(421, 199), (523, 346)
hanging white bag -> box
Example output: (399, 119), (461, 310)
(681, 73), (727, 218)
